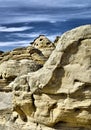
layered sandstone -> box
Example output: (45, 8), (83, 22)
(0, 36), (54, 130)
(11, 25), (91, 130)
(0, 25), (91, 130)
(0, 36), (53, 91)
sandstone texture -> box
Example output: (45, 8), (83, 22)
(0, 39), (53, 90)
(32, 35), (55, 58)
(0, 25), (91, 130)
(0, 36), (54, 130)
(0, 46), (46, 94)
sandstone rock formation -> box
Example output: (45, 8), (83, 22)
(0, 25), (91, 130)
(0, 46), (47, 88)
(11, 25), (91, 130)
(32, 35), (55, 58)
(0, 37), (54, 130)
(54, 36), (60, 46)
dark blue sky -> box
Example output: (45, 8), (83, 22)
(0, 0), (91, 51)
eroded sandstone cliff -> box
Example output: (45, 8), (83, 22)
(0, 25), (91, 130)
(0, 35), (54, 130)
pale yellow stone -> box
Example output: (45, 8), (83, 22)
(2, 25), (91, 130)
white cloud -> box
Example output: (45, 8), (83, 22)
(0, 2), (90, 25)
(1, 7), (90, 25)
(0, 26), (33, 32)
(0, 15), (53, 24)
(11, 32), (62, 42)
(0, 40), (30, 47)
(46, 33), (61, 42)
(11, 32), (44, 38)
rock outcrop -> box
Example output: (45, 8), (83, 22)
(0, 36), (54, 87)
(0, 46), (47, 90)
(0, 25), (91, 130)
(32, 35), (55, 58)
(10, 25), (91, 130)
(0, 36), (54, 130)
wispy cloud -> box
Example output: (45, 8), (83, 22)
(0, 32), (61, 48)
(0, 0), (91, 52)
(0, 6), (90, 24)
(10, 32), (61, 42)
(0, 40), (30, 47)
(0, 0), (90, 8)
(11, 32), (44, 38)
(0, 26), (33, 32)
(46, 34), (61, 41)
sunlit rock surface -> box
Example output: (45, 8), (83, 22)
(32, 35), (55, 58)
(0, 25), (91, 130)
(0, 36), (54, 130)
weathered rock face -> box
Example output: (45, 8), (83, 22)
(0, 46), (47, 91)
(32, 35), (55, 58)
(54, 36), (60, 46)
(0, 36), (54, 92)
(0, 46), (46, 64)
(0, 36), (55, 130)
(11, 25), (91, 130)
